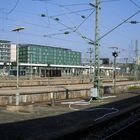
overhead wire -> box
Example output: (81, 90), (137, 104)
(48, 5), (95, 44)
(0, 6), (95, 34)
(101, 0), (120, 3)
(1, 7), (88, 33)
(59, 3), (89, 7)
(74, 10), (95, 32)
(58, 4), (94, 32)
(100, 23), (133, 43)
(0, 16), (45, 28)
(46, 36), (89, 45)
(129, 0), (140, 9)
(5, 0), (20, 15)
(44, 0), (51, 25)
(0, 8), (93, 44)
(98, 10), (140, 42)
(55, 2), (95, 44)
(50, 8), (93, 18)
(51, 3), (95, 46)
(58, 4), (78, 33)
(0, 8), (61, 31)
(0, 15), (61, 31)
(1, 1), (95, 46)
(0, 27), (88, 46)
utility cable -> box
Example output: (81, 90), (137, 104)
(57, 5), (95, 44)
(101, 0), (120, 3)
(1, 28), (87, 45)
(98, 10), (140, 42)
(5, 0), (20, 15)
(50, 11), (95, 44)
(0, 16), (61, 31)
(44, 0), (51, 25)
(61, 97), (119, 121)
(74, 10), (95, 32)
(54, 5), (95, 44)
(61, 98), (93, 111)
(50, 8), (93, 18)
(129, 0), (140, 9)
(60, 3), (89, 7)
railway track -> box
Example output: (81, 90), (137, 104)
(56, 98), (140, 140)
(0, 93), (139, 140)
(104, 118), (140, 140)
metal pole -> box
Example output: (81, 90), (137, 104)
(30, 53), (32, 79)
(89, 48), (92, 83)
(134, 40), (138, 80)
(113, 55), (116, 94)
(16, 32), (19, 88)
(12, 27), (25, 88)
(112, 51), (118, 94)
(94, 0), (100, 97)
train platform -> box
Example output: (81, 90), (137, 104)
(0, 90), (139, 140)
(0, 80), (139, 95)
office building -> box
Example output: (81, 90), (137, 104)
(19, 44), (81, 65)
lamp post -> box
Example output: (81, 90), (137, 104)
(12, 27), (25, 88)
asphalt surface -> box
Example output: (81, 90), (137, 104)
(0, 91), (139, 140)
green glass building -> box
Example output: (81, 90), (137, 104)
(19, 44), (81, 65)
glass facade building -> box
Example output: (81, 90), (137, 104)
(19, 44), (81, 65)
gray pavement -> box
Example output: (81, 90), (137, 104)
(0, 84), (92, 95)
(0, 92), (139, 140)
(0, 92), (138, 124)
(0, 80), (139, 95)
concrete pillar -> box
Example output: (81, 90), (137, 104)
(16, 93), (20, 106)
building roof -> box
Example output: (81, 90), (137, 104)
(19, 43), (81, 53)
(0, 40), (11, 44)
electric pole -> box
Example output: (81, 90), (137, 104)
(94, 0), (101, 97)
(112, 51), (118, 94)
(87, 48), (93, 83)
(134, 40), (139, 80)
(89, 48), (93, 83)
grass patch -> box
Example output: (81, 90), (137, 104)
(127, 86), (140, 91)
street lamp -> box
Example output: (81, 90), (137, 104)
(12, 27), (25, 88)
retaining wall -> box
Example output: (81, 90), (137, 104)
(0, 82), (140, 106)
(0, 89), (90, 106)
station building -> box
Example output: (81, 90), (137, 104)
(0, 40), (84, 76)
(19, 44), (81, 65)
(0, 40), (122, 77)
(18, 44), (82, 76)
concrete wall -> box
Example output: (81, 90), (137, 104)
(102, 82), (140, 94)
(0, 78), (89, 87)
(0, 89), (90, 106)
(0, 82), (140, 106)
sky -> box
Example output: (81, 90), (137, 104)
(0, 0), (140, 63)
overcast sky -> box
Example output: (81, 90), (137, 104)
(0, 0), (140, 63)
